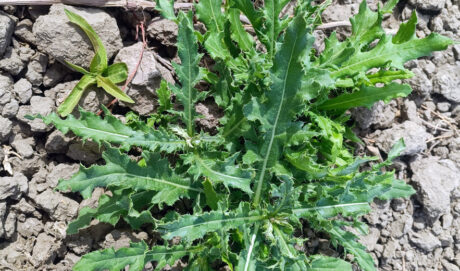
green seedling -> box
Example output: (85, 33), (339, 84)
(57, 9), (134, 117)
(37, 0), (451, 270)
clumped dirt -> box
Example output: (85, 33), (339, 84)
(0, 1), (459, 270)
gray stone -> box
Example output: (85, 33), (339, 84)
(0, 11), (15, 56)
(0, 73), (13, 106)
(402, 100), (420, 124)
(442, 259), (460, 271)
(17, 96), (55, 132)
(359, 227), (380, 251)
(375, 121), (431, 156)
(411, 157), (460, 222)
(17, 217), (43, 237)
(0, 47), (26, 75)
(67, 235), (93, 255)
(114, 42), (162, 115)
(352, 101), (397, 130)
(10, 136), (34, 158)
(410, 231), (441, 252)
(390, 213), (413, 238)
(409, 0), (445, 12)
(25, 52), (47, 86)
(14, 19), (36, 44)
(437, 102), (451, 112)
(0, 201), (6, 238)
(66, 141), (101, 164)
(0, 173), (28, 200)
(47, 163), (79, 188)
(35, 189), (79, 221)
(2, 99), (18, 118)
(43, 62), (67, 87)
(0, 116), (13, 142)
(405, 68), (432, 97)
(33, 4), (123, 70)
(13, 78), (32, 104)
(195, 100), (224, 132)
(147, 18), (178, 47)
(45, 129), (72, 154)
(3, 211), (16, 239)
(32, 233), (63, 266)
(433, 64), (460, 103)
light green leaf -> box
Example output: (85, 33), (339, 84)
(104, 62), (128, 84)
(155, 0), (177, 21)
(172, 12), (204, 136)
(157, 80), (172, 112)
(64, 9), (108, 73)
(229, 8), (254, 51)
(393, 11), (417, 44)
(244, 14), (314, 206)
(158, 203), (264, 243)
(317, 83), (412, 111)
(203, 178), (219, 210)
(57, 145), (201, 201)
(308, 255), (352, 271)
(57, 75), (96, 117)
(96, 75), (134, 103)
(64, 60), (90, 75)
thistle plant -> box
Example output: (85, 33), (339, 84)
(58, 9), (134, 117)
(36, 0), (452, 270)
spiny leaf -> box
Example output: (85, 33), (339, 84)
(57, 75), (96, 117)
(155, 0), (177, 21)
(172, 11), (205, 136)
(37, 108), (186, 153)
(317, 83), (412, 111)
(158, 203), (264, 243)
(57, 145), (201, 201)
(157, 80), (172, 112)
(244, 14), (314, 206)
(308, 255), (352, 271)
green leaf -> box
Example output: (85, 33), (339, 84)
(308, 255), (352, 271)
(64, 9), (108, 73)
(262, 0), (291, 58)
(203, 178), (219, 210)
(188, 153), (254, 195)
(155, 0), (177, 21)
(73, 241), (150, 271)
(172, 12), (205, 136)
(158, 203), (264, 243)
(229, 8), (254, 51)
(244, 14), (314, 205)
(37, 108), (186, 152)
(96, 75), (134, 103)
(365, 69), (414, 85)
(393, 11), (417, 44)
(317, 83), (412, 111)
(57, 145), (201, 202)
(157, 80), (172, 112)
(57, 75), (96, 117)
(64, 60), (90, 75)
(104, 62), (128, 84)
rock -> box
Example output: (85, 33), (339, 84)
(390, 213), (413, 238)
(13, 78), (32, 104)
(353, 101), (397, 130)
(433, 65), (460, 103)
(375, 121), (431, 156)
(442, 259), (460, 271)
(45, 129), (72, 154)
(34, 189), (79, 222)
(0, 201), (6, 238)
(0, 11), (15, 56)
(14, 19), (36, 44)
(411, 157), (460, 222)
(10, 136), (35, 158)
(147, 18), (178, 47)
(101, 230), (147, 250)
(66, 141), (101, 164)
(359, 227), (380, 251)
(195, 99), (224, 132)
(322, 3), (356, 23)
(25, 52), (47, 86)
(409, 0), (446, 12)
(114, 42), (162, 115)
(43, 62), (67, 87)
(11, 198), (37, 217)
(0, 47), (26, 75)
(3, 211), (16, 239)
(17, 96), (55, 132)
(0, 73), (13, 106)
(405, 68), (432, 97)
(47, 163), (79, 188)
(17, 217), (43, 237)
(437, 102), (451, 112)
(0, 116), (13, 142)
(410, 231), (441, 252)
(0, 173), (28, 200)
(33, 4), (123, 70)
(9, 154), (45, 179)
(402, 100), (420, 124)
(2, 99), (18, 118)
(67, 234), (93, 255)
(32, 233), (63, 266)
